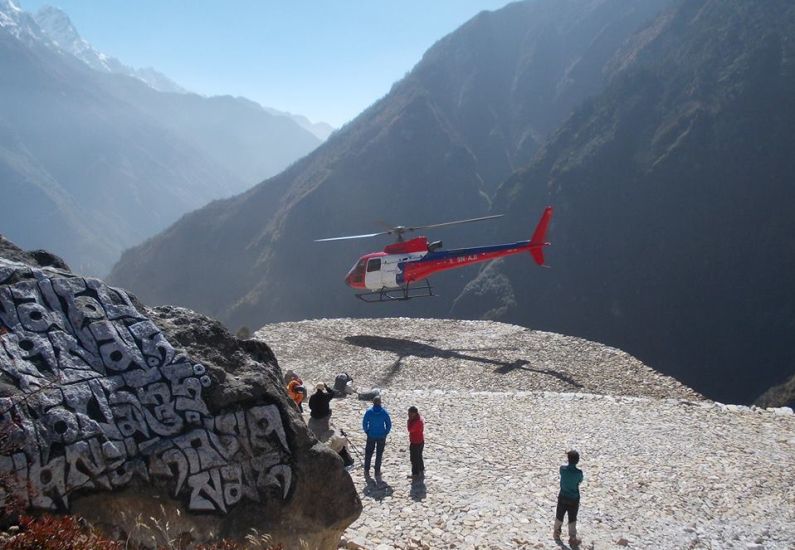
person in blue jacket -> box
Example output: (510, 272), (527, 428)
(362, 396), (392, 478)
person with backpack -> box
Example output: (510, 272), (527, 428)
(554, 449), (584, 546)
(407, 406), (425, 479)
(362, 396), (391, 478)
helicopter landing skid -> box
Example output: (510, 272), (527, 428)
(356, 280), (434, 303)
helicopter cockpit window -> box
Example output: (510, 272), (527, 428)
(367, 258), (381, 272)
(347, 259), (365, 284)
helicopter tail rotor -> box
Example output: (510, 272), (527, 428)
(529, 206), (553, 266)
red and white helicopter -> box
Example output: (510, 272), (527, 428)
(316, 207), (553, 302)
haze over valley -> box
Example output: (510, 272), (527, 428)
(1, 0), (326, 275)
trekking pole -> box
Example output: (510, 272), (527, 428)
(340, 429), (364, 466)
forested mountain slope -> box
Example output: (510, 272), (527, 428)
(453, 0), (795, 404)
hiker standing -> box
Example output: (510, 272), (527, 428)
(407, 406), (425, 479)
(554, 450), (584, 546)
(362, 396), (391, 478)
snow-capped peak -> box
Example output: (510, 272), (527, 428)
(29, 4), (186, 93)
(34, 6), (122, 73)
(35, 6), (85, 49)
(0, 0), (47, 42)
(0, 0), (22, 14)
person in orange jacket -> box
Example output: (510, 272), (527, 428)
(407, 406), (424, 479)
(286, 373), (306, 412)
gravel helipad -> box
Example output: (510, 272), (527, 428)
(255, 319), (795, 549)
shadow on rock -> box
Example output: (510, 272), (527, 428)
(554, 539), (591, 550)
(345, 335), (582, 389)
(362, 476), (394, 501)
(409, 478), (427, 501)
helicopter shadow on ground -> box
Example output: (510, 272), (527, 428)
(344, 335), (582, 389)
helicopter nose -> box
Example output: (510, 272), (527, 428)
(345, 271), (365, 289)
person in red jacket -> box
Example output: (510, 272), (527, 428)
(407, 406), (425, 479)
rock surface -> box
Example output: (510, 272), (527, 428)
(258, 319), (795, 549)
(0, 247), (361, 549)
(0, 234), (69, 271)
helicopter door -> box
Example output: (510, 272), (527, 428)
(364, 257), (383, 289)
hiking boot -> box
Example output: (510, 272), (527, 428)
(568, 521), (581, 546)
(553, 519), (563, 541)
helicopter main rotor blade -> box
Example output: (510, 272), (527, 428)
(406, 213), (504, 232)
(314, 231), (391, 242)
(315, 214), (503, 242)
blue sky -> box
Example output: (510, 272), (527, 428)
(19, 0), (511, 127)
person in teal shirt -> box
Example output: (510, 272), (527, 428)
(554, 450), (584, 546)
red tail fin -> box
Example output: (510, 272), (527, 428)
(529, 206), (552, 266)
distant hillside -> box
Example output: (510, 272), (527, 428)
(110, 0), (670, 327)
(0, 0), (320, 275)
(263, 106), (335, 141)
(452, 0), (795, 404)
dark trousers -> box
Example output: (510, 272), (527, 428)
(364, 437), (386, 474)
(555, 494), (580, 523)
(409, 443), (425, 475)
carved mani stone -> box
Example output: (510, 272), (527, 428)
(0, 258), (293, 515)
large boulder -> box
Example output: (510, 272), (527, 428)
(755, 373), (795, 409)
(0, 245), (361, 548)
(0, 235), (70, 271)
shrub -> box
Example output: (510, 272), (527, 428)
(3, 514), (122, 549)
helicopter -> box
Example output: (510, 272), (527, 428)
(315, 206), (553, 302)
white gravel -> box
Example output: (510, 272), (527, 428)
(255, 319), (795, 549)
(256, 318), (702, 401)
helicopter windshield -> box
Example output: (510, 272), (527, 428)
(346, 258), (366, 286)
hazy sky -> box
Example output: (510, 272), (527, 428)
(19, 0), (511, 127)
